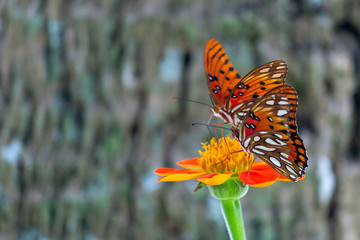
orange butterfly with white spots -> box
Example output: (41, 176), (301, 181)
(204, 39), (308, 181)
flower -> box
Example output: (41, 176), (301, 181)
(154, 137), (296, 187)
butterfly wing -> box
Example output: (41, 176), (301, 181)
(229, 60), (288, 124)
(204, 39), (289, 126)
(237, 88), (305, 181)
(267, 86), (308, 177)
(204, 39), (242, 108)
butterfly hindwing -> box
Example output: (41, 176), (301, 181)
(235, 89), (305, 180)
(240, 92), (291, 141)
(266, 86), (308, 177)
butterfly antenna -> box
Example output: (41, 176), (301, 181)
(192, 122), (218, 139)
(191, 122), (232, 131)
(171, 97), (211, 108)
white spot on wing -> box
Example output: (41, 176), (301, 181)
(253, 136), (260, 142)
(277, 110), (287, 116)
(265, 138), (280, 146)
(259, 67), (270, 73)
(272, 73), (282, 78)
(274, 133), (283, 139)
(290, 174), (297, 179)
(269, 157), (282, 167)
(266, 100), (275, 105)
(243, 138), (251, 148)
(255, 145), (276, 152)
(276, 66), (286, 69)
(275, 140), (287, 146)
(280, 152), (289, 158)
(278, 100), (288, 105)
(280, 157), (292, 164)
(252, 149), (265, 155)
(286, 165), (297, 175)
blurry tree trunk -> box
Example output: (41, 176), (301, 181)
(124, 40), (148, 240)
(156, 47), (192, 239)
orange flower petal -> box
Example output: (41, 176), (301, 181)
(251, 161), (273, 170)
(250, 161), (306, 182)
(154, 168), (176, 176)
(249, 179), (278, 187)
(157, 171), (206, 182)
(177, 158), (201, 169)
(154, 168), (203, 177)
(197, 172), (233, 185)
(239, 163), (284, 187)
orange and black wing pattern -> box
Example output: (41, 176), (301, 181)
(204, 39), (243, 108)
(234, 86), (307, 181)
(267, 86), (308, 177)
(227, 60), (288, 111)
(204, 39), (288, 121)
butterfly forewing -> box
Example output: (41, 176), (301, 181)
(204, 39), (288, 126)
(204, 39), (242, 107)
(226, 60), (288, 111)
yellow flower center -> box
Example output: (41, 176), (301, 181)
(198, 137), (254, 173)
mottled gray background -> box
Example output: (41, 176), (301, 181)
(0, 1), (359, 240)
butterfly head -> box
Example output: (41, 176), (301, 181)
(210, 105), (236, 125)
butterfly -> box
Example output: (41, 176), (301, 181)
(204, 39), (288, 126)
(203, 39), (308, 180)
(231, 85), (308, 181)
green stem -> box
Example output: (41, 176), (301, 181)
(220, 199), (246, 240)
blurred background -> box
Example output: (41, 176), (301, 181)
(0, 0), (359, 239)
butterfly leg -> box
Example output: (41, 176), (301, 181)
(206, 114), (216, 139)
(213, 147), (245, 168)
(243, 158), (255, 186)
(207, 114), (229, 141)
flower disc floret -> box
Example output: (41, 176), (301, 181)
(198, 137), (253, 174)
